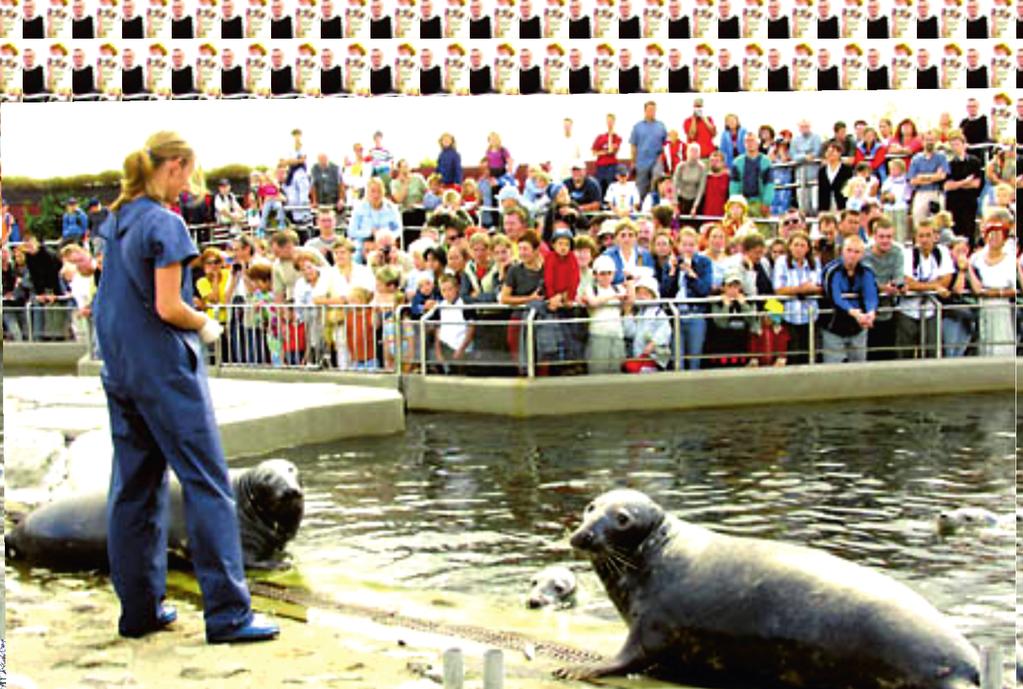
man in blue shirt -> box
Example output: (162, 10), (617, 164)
(820, 235), (878, 363)
(61, 197), (89, 246)
(628, 101), (668, 201)
(907, 129), (949, 231)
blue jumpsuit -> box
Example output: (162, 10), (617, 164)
(93, 197), (253, 638)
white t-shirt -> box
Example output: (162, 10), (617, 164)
(588, 284), (625, 336)
(438, 298), (471, 351)
(604, 181), (641, 212)
(970, 252), (1015, 294)
(899, 244), (953, 320)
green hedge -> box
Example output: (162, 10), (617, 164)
(5, 164), (256, 194)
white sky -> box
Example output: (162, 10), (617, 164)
(0, 88), (997, 180)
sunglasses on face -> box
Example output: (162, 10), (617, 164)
(783, 218), (801, 226)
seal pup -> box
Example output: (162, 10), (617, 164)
(555, 489), (980, 689)
(7, 459), (304, 571)
(935, 507), (1019, 535)
(527, 566), (578, 609)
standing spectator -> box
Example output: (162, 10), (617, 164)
(674, 143), (708, 217)
(942, 130), (982, 243)
(958, 97), (990, 152)
(854, 127), (888, 183)
(86, 198), (110, 256)
(896, 219), (952, 358)
(717, 113), (748, 169)
(818, 141), (852, 213)
(675, 228), (714, 368)
(562, 161), (603, 212)
(860, 217), (903, 359)
(348, 177), (401, 261)
(790, 119), (821, 215)
(3, 246), (30, 341)
(907, 130), (949, 230)
(940, 237), (976, 358)
(390, 159), (428, 228)
(310, 153), (344, 212)
(436, 133), (463, 187)
(967, 212), (1015, 357)
(62, 197), (89, 246)
(591, 113), (623, 195)
(20, 234), (68, 340)
(701, 150), (730, 218)
(880, 157), (911, 242)
(582, 253), (631, 374)
(629, 100), (668, 200)
(550, 117), (582, 184)
(271, 229), (301, 304)
(772, 230), (820, 364)
(820, 235), (877, 363)
(683, 97), (717, 159)
(213, 178), (243, 229)
(602, 219), (654, 285)
(478, 131), (514, 226)
(728, 132), (774, 213)
(368, 131), (394, 187)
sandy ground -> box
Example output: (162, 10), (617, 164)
(4, 566), (666, 689)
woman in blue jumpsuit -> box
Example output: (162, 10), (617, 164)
(93, 132), (279, 643)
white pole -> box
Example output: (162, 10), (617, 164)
(483, 648), (504, 689)
(980, 646), (1002, 689)
(442, 648), (463, 689)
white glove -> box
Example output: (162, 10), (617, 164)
(198, 315), (224, 345)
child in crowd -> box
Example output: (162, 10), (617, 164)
(879, 157), (910, 242)
(433, 273), (475, 374)
(622, 275), (672, 372)
(604, 164), (641, 216)
(708, 267), (760, 367)
(582, 253), (632, 374)
(247, 261), (275, 365)
(841, 175), (870, 212)
(410, 272), (439, 319)
(543, 226), (583, 371)
(375, 265), (415, 371)
(749, 297), (789, 366)
(422, 173), (445, 211)
(243, 190), (263, 236)
(345, 286), (377, 371)
(932, 210), (956, 246)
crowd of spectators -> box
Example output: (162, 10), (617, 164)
(4, 95), (1020, 373)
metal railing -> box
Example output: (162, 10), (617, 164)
(71, 293), (1015, 378)
(1, 302), (83, 343)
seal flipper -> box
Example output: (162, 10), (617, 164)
(553, 629), (651, 681)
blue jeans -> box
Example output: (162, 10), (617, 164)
(941, 315), (972, 358)
(678, 315), (707, 370)
(3, 305), (27, 340)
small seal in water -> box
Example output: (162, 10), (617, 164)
(555, 489), (980, 689)
(526, 566), (577, 609)
(936, 507), (1018, 535)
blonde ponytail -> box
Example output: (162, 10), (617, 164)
(109, 131), (197, 211)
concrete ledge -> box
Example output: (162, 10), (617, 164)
(5, 342), (88, 369)
(77, 356), (401, 390)
(5, 376), (405, 496)
(403, 358), (1017, 417)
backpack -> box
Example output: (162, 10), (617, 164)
(910, 246), (943, 279)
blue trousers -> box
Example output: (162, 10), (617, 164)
(678, 315), (707, 370)
(104, 384), (252, 637)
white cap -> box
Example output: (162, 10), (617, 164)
(635, 275), (660, 298)
(592, 254), (616, 273)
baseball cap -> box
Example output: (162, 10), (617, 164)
(593, 254), (616, 273)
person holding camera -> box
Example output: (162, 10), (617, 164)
(683, 97), (718, 160)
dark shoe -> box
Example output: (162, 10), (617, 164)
(206, 614), (280, 644)
(119, 605), (177, 638)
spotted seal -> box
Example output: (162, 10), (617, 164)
(555, 489), (980, 689)
(526, 566), (578, 609)
(6, 459), (303, 571)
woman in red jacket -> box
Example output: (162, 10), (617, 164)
(542, 225), (582, 373)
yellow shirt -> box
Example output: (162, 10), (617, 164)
(196, 269), (231, 322)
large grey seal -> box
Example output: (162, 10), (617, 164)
(555, 489), (980, 689)
(6, 459), (303, 571)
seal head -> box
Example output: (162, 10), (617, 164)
(235, 459), (304, 569)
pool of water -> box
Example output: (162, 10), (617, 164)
(275, 392), (1017, 654)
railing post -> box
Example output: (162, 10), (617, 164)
(808, 307), (816, 365)
(979, 646), (1001, 689)
(525, 308), (536, 379)
(393, 305), (404, 375)
(669, 303), (682, 371)
(934, 299), (943, 359)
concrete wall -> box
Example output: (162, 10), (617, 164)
(403, 358), (1017, 417)
(5, 342), (88, 370)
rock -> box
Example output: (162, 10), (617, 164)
(180, 664), (250, 681)
(58, 429), (115, 498)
